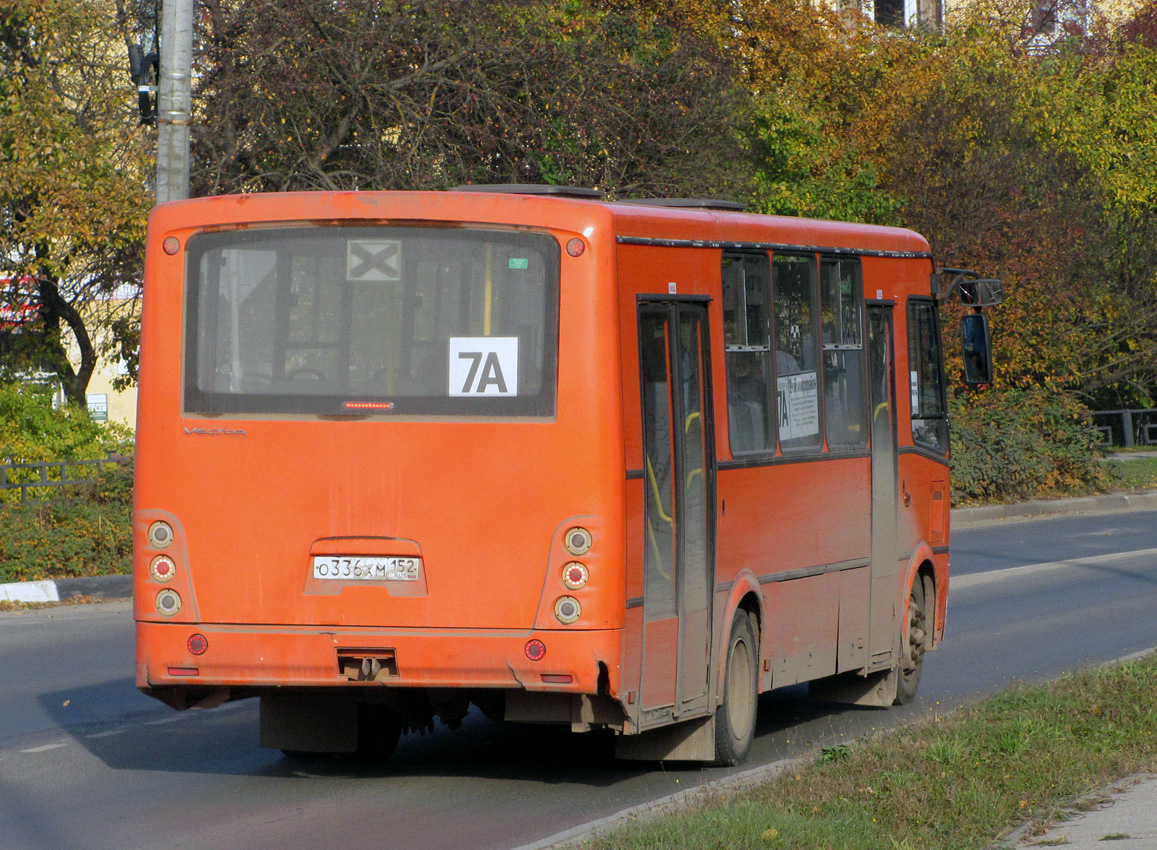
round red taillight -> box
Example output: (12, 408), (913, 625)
(162, 236), (181, 255)
(562, 562), (588, 590)
(566, 238), (586, 257)
(524, 639), (546, 662)
(187, 634), (208, 656)
(150, 555), (176, 583)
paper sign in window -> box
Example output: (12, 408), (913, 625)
(449, 337), (519, 396)
(777, 371), (820, 440)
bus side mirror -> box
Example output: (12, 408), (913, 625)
(961, 314), (993, 386)
(958, 278), (1003, 308)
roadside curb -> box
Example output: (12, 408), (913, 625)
(952, 490), (1157, 527)
(0, 574), (132, 604)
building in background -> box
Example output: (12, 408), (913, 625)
(1, 277), (139, 428)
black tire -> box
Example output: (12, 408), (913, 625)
(895, 575), (930, 705)
(714, 611), (758, 766)
(353, 704), (402, 762)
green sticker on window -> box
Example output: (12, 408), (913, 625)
(509, 258), (529, 270)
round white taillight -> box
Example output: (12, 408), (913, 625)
(564, 527), (592, 556)
(554, 596), (581, 624)
(147, 521), (174, 549)
(155, 589), (182, 617)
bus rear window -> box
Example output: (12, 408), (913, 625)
(183, 226), (559, 417)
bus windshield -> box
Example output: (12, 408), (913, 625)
(183, 226), (559, 417)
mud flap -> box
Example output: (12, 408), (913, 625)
(808, 667), (898, 707)
(615, 715), (716, 762)
(260, 694), (358, 753)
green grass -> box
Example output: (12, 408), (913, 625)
(1108, 457), (1157, 491)
(584, 654), (1157, 850)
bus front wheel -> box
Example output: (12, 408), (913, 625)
(714, 611), (758, 766)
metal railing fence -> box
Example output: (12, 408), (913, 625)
(0, 454), (129, 504)
(1090, 409), (1157, 448)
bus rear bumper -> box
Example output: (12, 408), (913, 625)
(135, 620), (621, 698)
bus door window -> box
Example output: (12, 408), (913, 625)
(638, 300), (715, 717)
(721, 254), (773, 455)
(867, 305), (899, 663)
(772, 254), (822, 451)
(820, 258), (868, 450)
(640, 311), (677, 620)
(907, 299), (948, 453)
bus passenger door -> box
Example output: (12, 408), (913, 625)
(637, 298), (716, 726)
(867, 305), (899, 668)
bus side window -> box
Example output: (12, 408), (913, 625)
(907, 299), (948, 453)
(772, 254), (822, 452)
(820, 257), (867, 449)
(722, 253), (774, 455)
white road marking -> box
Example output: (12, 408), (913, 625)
(20, 743), (67, 754)
(953, 546), (1157, 590)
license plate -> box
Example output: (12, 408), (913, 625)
(312, 556), (421, 581)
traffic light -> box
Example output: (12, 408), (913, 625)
(128, 44), (159, 126)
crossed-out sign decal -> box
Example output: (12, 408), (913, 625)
(346, 240), (402, 282)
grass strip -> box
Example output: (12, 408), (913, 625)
(584, 653), (1157, 850)
(1109, 457), (1157, 491)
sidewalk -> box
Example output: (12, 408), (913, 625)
(1002, 774), (1157, 849)
(953, 489), (1157, 527)
(0, 573), (131, 603)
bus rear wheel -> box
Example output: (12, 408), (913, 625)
(895, 576), (929, 705)
(714, 611), (758, 766)
(353, 703), (402, 761)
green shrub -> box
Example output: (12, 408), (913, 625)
(0, 460), (133, 583)
(0, 380), (133, 464)
(0, 380), (134, 506)
(949, 387), (1111, 504)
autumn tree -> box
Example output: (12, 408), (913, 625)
(192, 0), (748, 199)
(0, 0), (152, 405)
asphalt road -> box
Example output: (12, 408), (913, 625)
(3, 507), (1157, 850)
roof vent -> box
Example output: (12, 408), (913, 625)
(617, 198), (747, 211)
(451, 183), (605, 199)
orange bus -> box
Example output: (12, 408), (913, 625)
(134, 186), (998, 764)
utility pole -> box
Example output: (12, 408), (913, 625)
(155, 0), (194, 203)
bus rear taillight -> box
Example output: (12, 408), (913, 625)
(564, 527), (592, 555)
(150, 555), (176, 582)
(554, 596), (581, 624)
(562, 562), (588, 590)
(187, 634), (208, 655)
(147, 521), (174, 549)
(155, 589), (182, 617)
(524, 640), (546, 661)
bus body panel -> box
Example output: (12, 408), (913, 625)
(136, 190), (955, 757)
